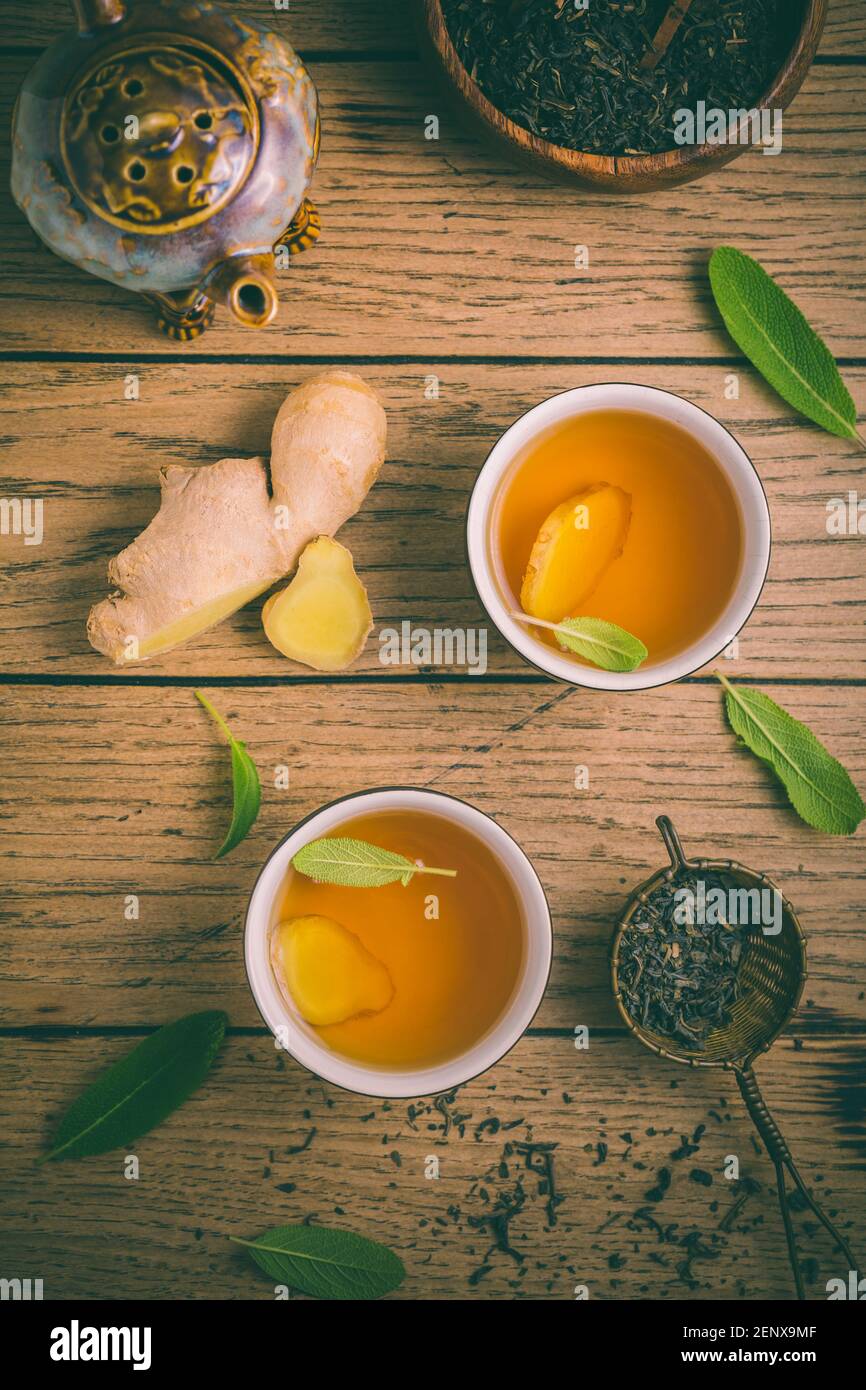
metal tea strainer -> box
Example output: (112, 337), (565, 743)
(611, 815), (859, 1300)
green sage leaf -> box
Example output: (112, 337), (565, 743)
(232, 1224), (405, 1300)
(196, 691), (261, 858)
(553, 616), (648, 672)
(292, 836), (456, 888)
(511, 610), (647, 673)
(717, 673), (864, 836)
(42, 1011), (227, 1162)
(709, 246), (863, 445)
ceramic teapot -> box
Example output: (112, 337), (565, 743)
(11, 0), (320, 338)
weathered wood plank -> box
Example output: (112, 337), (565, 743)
(2, 61), (865, 357)
(7, 0), (866, 58)
(0, 1033), (862, 1300)
(1, 683), (863, 1027)
(0, 363), (863, 678)
(7, 0), (412, 53)
(821, 0), (866, 54)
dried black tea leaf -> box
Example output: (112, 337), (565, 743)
(441, 0), (789, 157)
(618, 870), (747, 1050)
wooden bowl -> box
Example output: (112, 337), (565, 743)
(416, 0), (829, 191)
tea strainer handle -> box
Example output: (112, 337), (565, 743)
(737, 1066), (794, 1164)
(656, 815), (694, 874)
(735, 1066), (859, 1300)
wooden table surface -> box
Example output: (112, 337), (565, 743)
(1, 0), (864, 1302)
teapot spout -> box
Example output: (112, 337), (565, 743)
(71, 1), (126, 32)
(208, 256), (279, 329)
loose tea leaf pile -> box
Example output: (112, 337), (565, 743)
(618, 871), (744, 1049)
(441, 0), (787, 155)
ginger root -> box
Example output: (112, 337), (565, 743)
(87, 370), (386, 664)
(520, 482), (631, 622)
(262, 536), (372, 671)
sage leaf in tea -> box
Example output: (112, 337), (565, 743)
(292, 837), (457, 888)
(231, 1224), (405, 1300)
(42, 1011), (227, 1162)
(511, 611), (647, 673)
(709, 247), (864, 447)
(195, 691), (261, 858)
(717, 674), (865, 836)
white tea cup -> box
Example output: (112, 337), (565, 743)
(244, 787), (552, 1098)
(466, 383), (771, 691)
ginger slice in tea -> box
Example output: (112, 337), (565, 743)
(520, 482), (631, 622)
(275, 915), (394, 1026)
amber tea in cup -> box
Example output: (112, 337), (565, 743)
(269, 808), (525, 1069)
(495, 408), (744, 666)
(245, 788), (552, 1097)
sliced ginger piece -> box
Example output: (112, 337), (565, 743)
(262, 536), (372, 671)
(275, 915), (394, 1026)
(520, 482), (632, 622)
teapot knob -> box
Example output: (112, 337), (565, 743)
(71, 1), (126, 33)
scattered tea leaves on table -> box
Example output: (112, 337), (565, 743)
(709, 247), (864, 448)
(231, 1224), (405, 1300)
(716, 674), (865, 836)
(292, 837), (457, 887)
(41, 1011), (227, 1162)
(195, 691), (261, 858)
(512, 611), (647, 673)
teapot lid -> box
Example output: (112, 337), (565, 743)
(60, 38), (259, 233)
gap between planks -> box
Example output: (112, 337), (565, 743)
(1, 1023), (864, 1039)
(3, 353), (866, 368)
(2, 48), (864, 64)
(1, 674), (864, 688)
